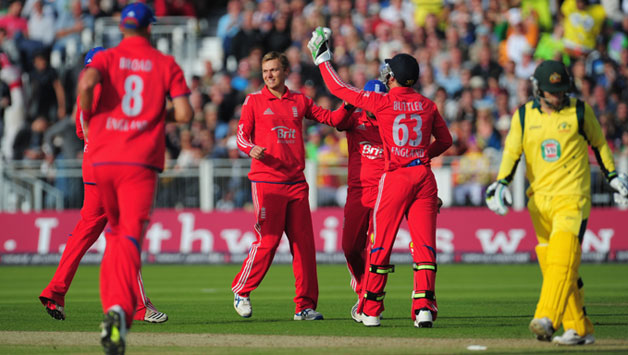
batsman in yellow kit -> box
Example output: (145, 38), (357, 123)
(485, 60), (628, 345)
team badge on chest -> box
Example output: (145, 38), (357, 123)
(541, 139), (561, 162)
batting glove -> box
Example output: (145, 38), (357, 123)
(307, 27), (332, 66)
(485, 180), (512, 216)
(609, 172), (628, 207)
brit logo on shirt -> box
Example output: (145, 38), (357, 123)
(359, 141), (383, 160)
(292, 106), (298, 118)
(541, 139), (561, 162)
(272, 125), (296, 144)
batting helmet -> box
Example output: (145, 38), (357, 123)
(380, 53), (419, 87)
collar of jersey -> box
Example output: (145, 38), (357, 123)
(532, 97), (572, 114)
(119, 36), (152, 48)
(262, 85), (295, 101)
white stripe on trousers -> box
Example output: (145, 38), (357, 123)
(371, 173), (387, 247)
(137, 271), (147, 307)
(232, 182), (262, 294)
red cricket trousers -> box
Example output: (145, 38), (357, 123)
(359, 165), (439, 319)
(39, 156), (152, 320)
(93, 164), (157, 328)
(232, 181), (319, 313)
(342, 185), (378, 295)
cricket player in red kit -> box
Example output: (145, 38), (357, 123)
(232, 51), (352, 321)
(334, 80), (386, 319)
(39, 47), (168, 325)
(309, 27), (452, 328)
(77, 3), (192, 353)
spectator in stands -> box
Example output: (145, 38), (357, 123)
(263, 13), (291, 53)
(534, 22), (568, 64)
(85, 0), (107, 19)
(616, 102), (628, 129)
(12, 115), (47, 160)
(472, 44), (503, 83)
(412, 0), (443, 29)
(0, 0), (28, 39)
(231, 9), (263, 62)
(503, 8), (538, 68)
(453, 138), (491, 206)
(561, 0), (606, 58)
(154, 0), (196, 17)
(217, 0), (243, 68)
(475, 107), (502, 152)
(514, 47), (537, 79)
(381, 0), (415, 30)
(53, 0), (94, 58)
(27, 50), (66, 122)
(0, 54), (23, 160)
(43, 110), (83, 206)
(592, 84), (617, 118)
(175, 129), (202, 169)
(419, 63), (438, 99)
(25, 0), (55, 48)
(0, 27), (20, 65)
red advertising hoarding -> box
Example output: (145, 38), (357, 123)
(1, 208), (626, 264)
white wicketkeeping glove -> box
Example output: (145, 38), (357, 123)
(307, 26), (332, 65)
(485, 180), (512, 216)
(609, 172), (628, 207)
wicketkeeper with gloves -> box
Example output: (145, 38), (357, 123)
(485, 60), (628, 345)
(308, 27), (452, 328)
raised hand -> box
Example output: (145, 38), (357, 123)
(307, 27), (333, 66)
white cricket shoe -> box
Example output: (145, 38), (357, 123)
(294, 308), (324, 320)
(144, 307), (168, 323)
(143, 299), (168, 323)
(414, 308), (433, 328)
(100, 306), (127, 355)
(233, 294), (252, 318)
(362, 313), (381, 327)
(351, 300), (361, 323)
(552, 329), (595, 345)
(529, 317), (555, 341)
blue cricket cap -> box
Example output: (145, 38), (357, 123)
(84, 47), (105, 67)
(120, 2), (156, 29)
(364, 79), (387, 93)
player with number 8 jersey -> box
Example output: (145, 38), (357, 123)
(78, 3), (192, 353)
(84, 42), (189, 171)
(309, 27), (452, 327)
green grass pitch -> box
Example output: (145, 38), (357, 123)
(1, 263), (627, 353)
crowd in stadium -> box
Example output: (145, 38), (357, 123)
(1, 0), (628, 208)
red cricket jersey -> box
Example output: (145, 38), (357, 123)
(320, 62), (452, 171)
(237, 85), (351, 183)
(336, 109), (384, 188)
(86, 36), (190, 171)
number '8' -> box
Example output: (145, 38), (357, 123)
(122, 75), (144, 117)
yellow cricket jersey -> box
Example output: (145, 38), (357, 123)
(497, 98), (616, 198)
